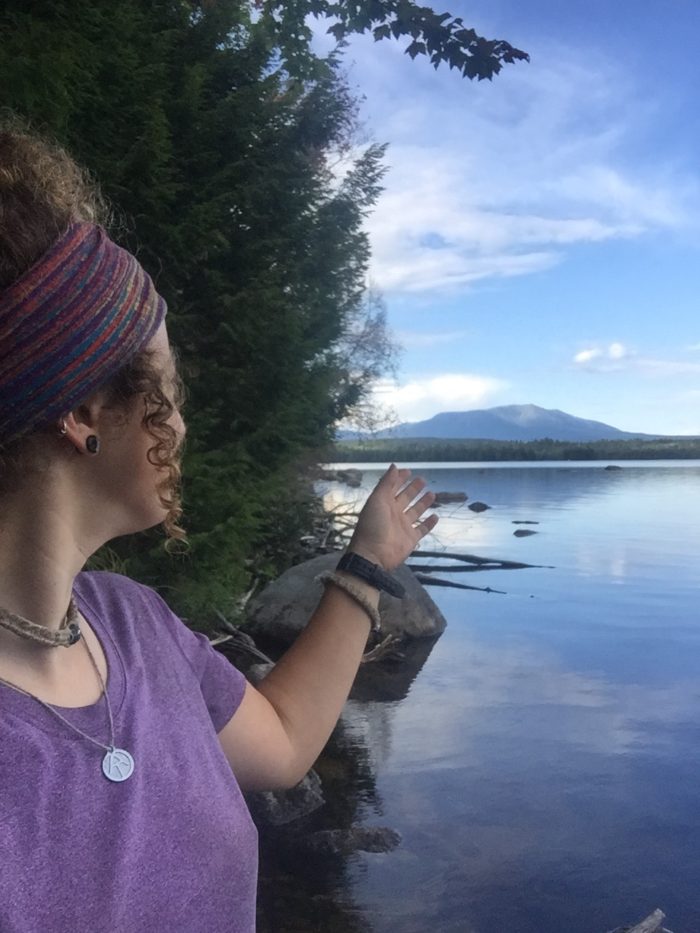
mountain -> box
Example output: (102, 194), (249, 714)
(355, 405), (657, 443)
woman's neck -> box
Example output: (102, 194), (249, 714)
(0, 483), (94, 671)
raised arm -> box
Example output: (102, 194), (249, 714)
(217, 464), (438, 791)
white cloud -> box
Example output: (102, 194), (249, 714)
(573, 342), (700, 377)
(573, 348), (603, 364)
(607, 342), (628, 360)
(396, 329), (471, 348)
(573, 342), (633, 368)
(372, 372), (508, 422)
(331, 31), (698, 295)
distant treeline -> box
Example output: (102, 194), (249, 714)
(332, 437), (700, 462)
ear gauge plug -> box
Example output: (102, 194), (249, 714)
(85, 435), (100, 455)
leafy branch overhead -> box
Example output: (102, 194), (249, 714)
(256, 0), (529, 80)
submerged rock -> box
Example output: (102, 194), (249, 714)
(513, 528), (538, 537)
(249, 769), (325, 826)
(468, 501), (491, 513)
(301, 826), (402, 856)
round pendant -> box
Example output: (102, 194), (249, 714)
(102, 747), (135, 782)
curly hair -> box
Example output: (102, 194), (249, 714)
(103, 348), (187, 545)
(0, 116), (185, 544)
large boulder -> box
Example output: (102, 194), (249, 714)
(245, 552), (446, 648)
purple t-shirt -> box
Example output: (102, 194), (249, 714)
(0, 571), (258, 932)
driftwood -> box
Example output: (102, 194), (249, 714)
(360, 634), (403, 663)
(606, 908), (672, 933)
(409, 561), (531, 573)
(410, 548), (553, 571)
(413, 573), (506, 595)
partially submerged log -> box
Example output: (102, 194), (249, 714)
(413, 573), (505, 594)
(410, 548), (552, 571)
(409, 561), (532, 572)
(606, 908), (672, 933)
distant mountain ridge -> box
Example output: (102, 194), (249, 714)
(346, 404), (658, 443)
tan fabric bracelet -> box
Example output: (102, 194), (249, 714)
(316, 570), (382, 635)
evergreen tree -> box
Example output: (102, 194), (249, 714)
(0, 1), (527, 623)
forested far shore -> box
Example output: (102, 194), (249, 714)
(331, 437), (700, 462)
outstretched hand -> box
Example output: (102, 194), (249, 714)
(347, 464), (439, 571)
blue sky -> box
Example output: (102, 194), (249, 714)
(321, 1), (700, 434)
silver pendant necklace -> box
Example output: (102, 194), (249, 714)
(0, 625), (134, 782)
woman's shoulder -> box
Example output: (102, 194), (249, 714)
(73, 570), (176, 631)
(75, 569), (159, 604)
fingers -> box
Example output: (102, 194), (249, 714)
(395, 475), (426, 505)
(378, 466), (438, 534)
(413, 513), (439, 536)
(378, 463), (411, 492)
(406, 488), (435, 522)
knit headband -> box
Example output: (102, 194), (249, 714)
(0, 222), (167, 444)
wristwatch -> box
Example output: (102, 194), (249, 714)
(336, 552), (406, 598)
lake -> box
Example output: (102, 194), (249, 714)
(258, 461), (700, 933)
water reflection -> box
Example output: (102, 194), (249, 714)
(351, 617), (700, 932)
(255, 634), (442, 932)
(268, 464), (700, 932)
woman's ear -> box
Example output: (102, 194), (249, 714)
(59, 394), (106, 456)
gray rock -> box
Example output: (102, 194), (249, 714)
(247, 660), (275, 683)
(513, 528), (537, 537)
(468, 501), (491, 513)
(302, 825), (402, 856)
(433, 491), (467, 505)
(245, 553), (447, 647)
(249, 768), (325, 826)
(336, 468), (363, 487)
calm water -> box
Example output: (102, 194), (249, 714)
(261, 462), (700, 933)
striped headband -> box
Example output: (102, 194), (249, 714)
(0, 222), (166, 444)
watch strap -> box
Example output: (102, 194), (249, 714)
(336, 552), (406, 598)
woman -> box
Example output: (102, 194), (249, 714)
(0, 124), (438, 931)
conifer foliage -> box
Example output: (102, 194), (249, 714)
(0, 1), (525, 623)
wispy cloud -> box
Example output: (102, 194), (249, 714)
(396, 329), (471, 348)
(372, 372), (508, 423)
(574, 347), (603, 364)
(635, 359), (700, 377)
(573, 342), (700, 376)
(573, 342), (631, 367)
(335, 33), (698, 295)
